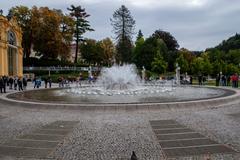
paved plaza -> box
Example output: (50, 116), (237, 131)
(150, 120), (236, 158)
(0, 84), (240, 159)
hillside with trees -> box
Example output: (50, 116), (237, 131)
(5, 4), (240, 77)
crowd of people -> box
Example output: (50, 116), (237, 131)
(0, 72), (240, 94)
(32, 76), (52, 89)
(216, 73), (239, 88)
(0, 76), (27, 93)
(57, 73), (96, 88)
(0, 75), (54, 94)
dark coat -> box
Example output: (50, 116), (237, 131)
(0, 78), (4, 87)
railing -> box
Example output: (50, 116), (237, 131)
(23, 66), (101, 72)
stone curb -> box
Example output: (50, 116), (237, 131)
(0, 87), (239, 111)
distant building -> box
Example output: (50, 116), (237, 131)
(0, 15), (23, 76)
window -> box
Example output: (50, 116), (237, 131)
(7, 30), (16, 46)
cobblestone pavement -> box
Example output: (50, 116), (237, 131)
(0, 85), (240, 159)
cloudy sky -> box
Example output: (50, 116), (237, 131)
(1, 0), (240, 51)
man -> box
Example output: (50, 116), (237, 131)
(47, 77), (52, 88)
(14, 76), (18, 90)
(23, 77), (27, 90)
(17, 77), (23, 91)
(2, 75), (7, 93)
(8, 76), (13, 89)
(0, 76), (3, 93)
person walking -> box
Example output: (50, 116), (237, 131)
(198, 75), (202, 85)
(17, 77), (23, 91)
(36, 77), (41, 88)
(2, 75), (7, 93)
(44, 77), (48, 88)
(8, 76), (13, 89)
(58, 76), (62, 87)
(236, 73), (239, 88)
(189, 76), (193, 85)
(231, 74), (237, 88)
(23, 77), (27, 90)
(227, 75), (231, 86)
(0, 76), (4, 93)
(216, 74), (220, 86)
(33, 77), (36, 88)
(221, 75), (226, 86)
(47, 76), (52, 88)
(14, 76), (18, 90)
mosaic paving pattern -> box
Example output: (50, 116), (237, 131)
(0, 121), (78, 158)
(150, 120), (236, 158)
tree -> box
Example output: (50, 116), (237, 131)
(176, 48), (195, 74)
(99, 38), (115, 66)
(215, 33), (240, 52)
(207, 49), (225, 63)
(201, 53), (212, 75)
(191, 56), (212, 76)
(191, 57), (204, 75)
(55, 10), (75, 44)
(54, 9), (75, 60)
(134, 37), (168, 70)
(111, 5), (135, 63)
(10, 6), (74, 60)
(68, 5), (94, 64)
(132, 36), (144, 65)
(151, 30), (179, 71)
(226, 64), (238, 75)
(151, 52), (168, 74)
(80, 39), (103, 65)
(178, 48), (195, 63)
(115, 38), (133, 63)
(212, 60), (226, 75)
(152, 30), (179, 51)
(226, 49), (240, 65)
(136, 29), (143, 40)
(8, 6), (32, 59)
(175, 54), (189, 74)
(31, 7), (64, 59)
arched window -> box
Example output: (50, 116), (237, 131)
(7, 30), (16, 46)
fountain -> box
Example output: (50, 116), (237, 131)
(68, 64), (174, 98)
(96, 64), (141, 90)
(3, 64), (237, 107)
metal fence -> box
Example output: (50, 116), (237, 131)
(23, 66), (101, 72)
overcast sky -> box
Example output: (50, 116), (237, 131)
(1, 0), (240, 51)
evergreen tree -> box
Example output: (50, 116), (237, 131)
(68, 5), (94, 64)
(111, 5), (135, 63)
(136, 30), (143, 41)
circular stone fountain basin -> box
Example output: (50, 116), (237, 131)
(6, 86), (235, 104)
